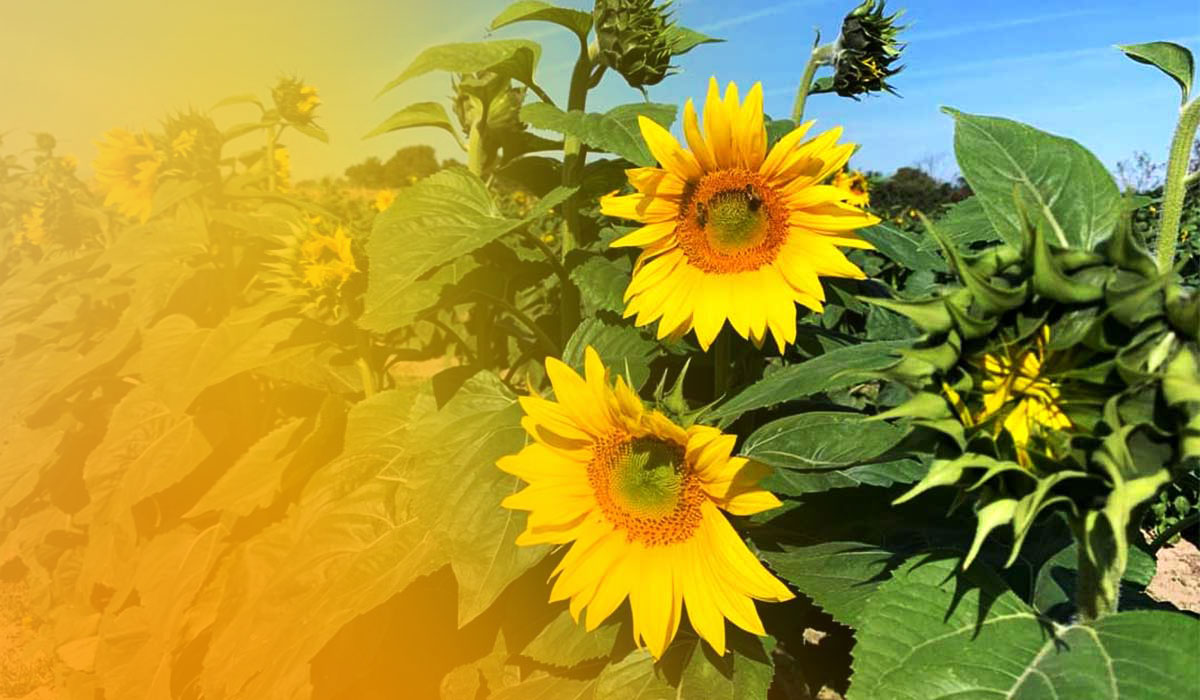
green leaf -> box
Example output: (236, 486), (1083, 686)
(570, 254), (631, 315)
(710, 340), (911, 422)
(291, 122), (329, 143)
(1118, 41), (1194, 103)
(520, 607), (622, 668)
(132, 306), (301, 413)
(360, 168), (573, 333)
(365, 101), (466, 150)
(184, 419), (305, 519)
(378, 40), (542, 95)
(945, 108), (1122, 251)
(760, 542), (896, 627)
(928, 196), (1001, 251)
(520, 102), (677, 167)
(563, 316), (659, 390)
(663, 25), (722, 56)
(743, 412), (905, 470)
(490, 1), (592, 40)
(847, 555), (1200, 700)
(858, 222), (947, 272)
(595, 634), (774, 700)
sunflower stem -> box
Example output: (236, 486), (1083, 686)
(265, 122), (279, 193)
(1071, 517), (1123, 621)
(558, 38), (596, 346)
(467, 121), (486, 177)
(791, 41), (834, 125)
(1156, 95), (1200, 272)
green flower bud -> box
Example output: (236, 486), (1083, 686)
(832, 0), (906, 98)
(451, 72), (526, 136)
(593, 0), (675, 89)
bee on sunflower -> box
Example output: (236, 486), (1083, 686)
(600, 77), (879, 352)
(499, 347), (792, 659)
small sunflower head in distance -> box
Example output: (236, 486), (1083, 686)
(600, 77), (880, 352)
(93, 128), (163, 223)
(831, 169), (870, 207)
(499, 347), (793, 659)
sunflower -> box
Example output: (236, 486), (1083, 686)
(831, 169), (870, 207)
(93, 128), (162, 222)
(943, 327), (1072, 468)
(600, 78), (879, 352)
(374, 189), (396, 212)
(300, 224), (358, 289)
(499, 347), (793, 659)
(16, 203), (46, 247)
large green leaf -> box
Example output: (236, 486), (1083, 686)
(490, 1), (592, 40)
(946, 108), (1122, 251)
(562, 316), (660, 390)
(595, 635), (774, 700)
(929, 195), (1002, 251)
(132, 307), (300, 413)
(184, 419), (305, 519)
(519, 607), (623, 669)
(360, 169), (572, 333)
(857, 223), (947, 272)
(847, 556), (1200, 700)
(1118, 41), (1194, 103)
(743, 411), (905, 470)
(378, 39), (541, 95)
(364, 101), (465, 150)
(520, 102), (677, 167)
(710, 340), (910, 422)
(1031, 541), (1158, 618)
(570, 253), (632, 316)
(760, 541), (896, 627)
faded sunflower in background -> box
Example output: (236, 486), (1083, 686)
(601, 77), (879, 352)
(831, 169), (870, 207)
(499, 347), (793, 659)
(273, 146), (292, 193)
(93, 128), (162, 222)
(374, 189), (396, 212)
(265, 215), (360, 316)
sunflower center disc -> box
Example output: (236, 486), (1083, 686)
(677, 168), (788, 274)
(705, 188), (768, 251)
(588, 433), (704, 546)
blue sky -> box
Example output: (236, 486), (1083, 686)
(5, 0), (1197, 182)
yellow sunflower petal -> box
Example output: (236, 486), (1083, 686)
(638, 115), (702, 182)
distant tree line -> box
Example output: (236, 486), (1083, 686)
(343, 145), (462, 188)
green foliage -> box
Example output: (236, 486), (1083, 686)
(1118, 41), (1194, 102)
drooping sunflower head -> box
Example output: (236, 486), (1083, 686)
(272, 77), (321, 125)
(16, 203), (47, 247)
(876, 215), (1198, 573)
(593, 0), (676, 89)
(832, 0), (906, 98)
(451, 71), (527, 136)
(831, 169), (870, 207)
(600, 77), (879, 352)
(500, 347), (793, 659)
(93, 128), (163, 223)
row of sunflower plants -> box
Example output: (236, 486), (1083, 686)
(0, 1), (1197, 699)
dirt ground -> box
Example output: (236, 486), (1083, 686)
(1147, 536), (1200, 613)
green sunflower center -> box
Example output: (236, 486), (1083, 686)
(587, 433), (704, 546)
(613, 438), (684, 516)
(705, 187), (767, 251)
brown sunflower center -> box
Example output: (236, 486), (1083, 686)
(587, 433), (704, 546)
(676, 168), (789, 274)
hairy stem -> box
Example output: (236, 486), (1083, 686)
(558, 39), (596, 344)
(1156, 96), (1200, 271)
(791, 42), (834, 125)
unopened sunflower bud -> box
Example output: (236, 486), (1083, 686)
(451, 72), (526, 135)
(272, 77), (322, 125)
(593, 0), (676, 89)
(832, 0), (906, 98)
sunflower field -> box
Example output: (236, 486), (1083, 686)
(1, 1), (1198, 698)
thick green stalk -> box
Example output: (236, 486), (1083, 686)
(1156, 96), (1200, 272)
(558, 39), (596, 343)
(791, 43), (834, 124)
(1071, 516), (1122, 621)
(467, 121), (486, 177)
(265, 123), (278, 192)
